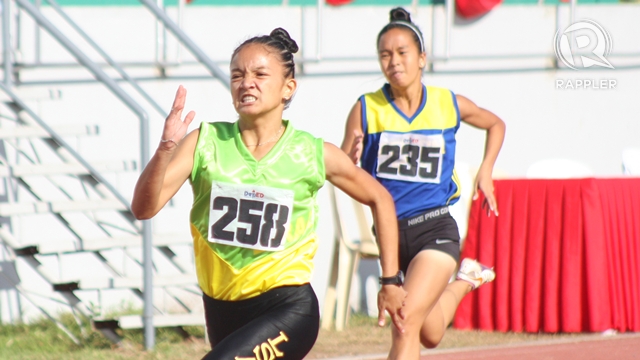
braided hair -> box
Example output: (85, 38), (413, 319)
(232, 28), (299, 108)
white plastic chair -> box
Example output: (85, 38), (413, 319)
(449, 162), (474, 244)
(622, 148), (640, 175)
(321, 183), (379, 331)
(526, 158), (594, 179)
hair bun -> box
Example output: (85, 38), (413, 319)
(390, 7), (412, 23)
(270, 28), (299, 54)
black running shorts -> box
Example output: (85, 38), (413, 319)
(202, 284), (320, 360)
(398, 206), (461, 274)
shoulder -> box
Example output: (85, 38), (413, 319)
(426, 85), (455, 97)
(362, 86), (387, 102)
(287, 123), (323, 144)
(202, 121), (236, 133)
(196, 121), (237, 142)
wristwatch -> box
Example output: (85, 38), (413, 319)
(379, 270), (404, 286)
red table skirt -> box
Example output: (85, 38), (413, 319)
(453, 178), (640, 333)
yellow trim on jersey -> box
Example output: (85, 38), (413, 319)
(365, 86), (458, 134)
(192, 224), (317, 301)
(448, 168), (462, 205)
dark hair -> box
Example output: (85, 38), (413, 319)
(377, 7), (425, 53)
(232, 28), (298, 108)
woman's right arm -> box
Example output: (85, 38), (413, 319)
(131, 86), (197, 220)
(340, 100), (364, 164)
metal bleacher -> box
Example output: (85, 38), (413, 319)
(0, 0), (232, 347)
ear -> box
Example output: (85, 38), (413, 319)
(419, 51), (427, 69)
(283, 78), (297, 101)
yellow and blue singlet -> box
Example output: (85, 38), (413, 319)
(360, 84), (462, 219)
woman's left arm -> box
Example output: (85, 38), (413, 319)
(456, 94), (506, 216)
(324, 142), (406, 332)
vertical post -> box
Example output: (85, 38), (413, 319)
(316, 0), (322, 61)
(176, 0), (184, 62)
(3, 0), (12, 86)
(444, 0), (452, 60)
(142, 220), (154, 350)
(569, 0), (576, 54)
(570, 0), (575, 25)
(139, 80), (153, 350)
(155, 0), (165, 66)
(35, 0), (40, 63)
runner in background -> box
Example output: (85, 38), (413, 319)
(340, 8), (506, 359)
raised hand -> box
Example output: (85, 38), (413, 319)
(161, 85), (196, 149)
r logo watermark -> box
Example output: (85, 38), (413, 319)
(554, 19), (616, 90)
(554, 19), (613, 70)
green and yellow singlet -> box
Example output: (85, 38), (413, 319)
(189, 120), (325, 301)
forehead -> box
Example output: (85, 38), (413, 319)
(231, 43), (279, 69)
(378, 27), (418, 48)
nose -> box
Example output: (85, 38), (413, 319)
(389, 53), (399, 67)
(240, 75), (255, 90)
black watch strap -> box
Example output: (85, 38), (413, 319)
(379, 270), (404, 285)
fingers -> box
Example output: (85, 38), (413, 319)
(184, 110), (196, 127)
(482, 194), (498, 217)
(170, 85), (187, 116)
(377, 307), (386, 327)
(485, 192), (499, 216)
(391, 312), (405, 334)
(349, 131), (364, 164)
(472, 183), (479, 201)
(352, 133), (363, 145)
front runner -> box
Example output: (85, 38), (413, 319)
(131, 28), (406, 360)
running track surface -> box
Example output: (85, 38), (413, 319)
(326, 333), (640, 360)
(419, 333), (640, 360)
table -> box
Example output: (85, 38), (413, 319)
(453, 178), (640, 333)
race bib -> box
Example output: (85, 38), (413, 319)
(376, 132), (444, 183)
(208, 182), (294, 251)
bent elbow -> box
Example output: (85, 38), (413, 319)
(131, 205), (155, 221)
(134, 213), (153, 221)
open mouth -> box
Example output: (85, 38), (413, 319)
(241, 94), (257, 104)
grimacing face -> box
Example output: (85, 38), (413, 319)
(230, 43), (295, 119)
(377, 27), (426, 89)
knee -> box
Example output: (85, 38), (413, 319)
(420, 331), (444, 349)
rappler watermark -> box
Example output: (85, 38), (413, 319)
(553, 19), (616, 90)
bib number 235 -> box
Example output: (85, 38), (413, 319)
(376, 132), (444, 183)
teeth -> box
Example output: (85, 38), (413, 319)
(242, 95), (257, 103)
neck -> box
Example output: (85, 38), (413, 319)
(388, 81), (423, 104)
(238, 116), (284, 148)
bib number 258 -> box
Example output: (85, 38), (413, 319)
(211, 196), (290, 251)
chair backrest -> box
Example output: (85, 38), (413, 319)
(622, 147), (640, 175)
(526, 158), (594, 179)
(351, 199), (379, 258)
(327, 183), (379, 256)
(327, 183), (358, 252)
